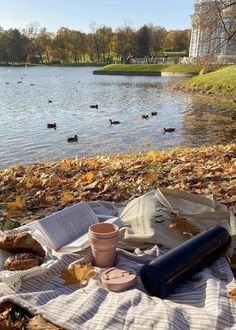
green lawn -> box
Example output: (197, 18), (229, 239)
(99, 64), (204, 73)
(99, 64), (165, 72)
(161, 64), (203, 73)
(184, 65), (236, 97)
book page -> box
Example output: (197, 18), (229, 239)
(87, 201), (124, 221)
(38, 202), (99, 250)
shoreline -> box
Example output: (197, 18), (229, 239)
(93, 70), (161, 76)
(93, 64), (236, 105)
(0, 144), (235, 230)
(0, 63), (105, 68)
(93, 70), (196, 77)
(171, 83), (236, 107)
(93, 69), (235, 106)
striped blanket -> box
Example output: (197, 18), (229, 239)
(0, 197), (236, 330)
(0, 242), (235, 330)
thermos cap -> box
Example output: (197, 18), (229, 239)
(101, 267), (137, 292)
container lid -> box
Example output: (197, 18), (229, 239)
(101, 267), (137, 292)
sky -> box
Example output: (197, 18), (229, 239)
(0, 0), (196, 33)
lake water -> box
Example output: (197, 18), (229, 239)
(0, 66), (235, 169)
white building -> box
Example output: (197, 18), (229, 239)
(189, 0), (236, 62)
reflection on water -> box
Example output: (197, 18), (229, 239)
(0, 66), (235, 169)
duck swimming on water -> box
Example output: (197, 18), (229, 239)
(163, 127), (175, 133)
(109, 119), (120, 125)
(67, 135), (78, 142)
(47, 123), (57, 129)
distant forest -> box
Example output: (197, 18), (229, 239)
(0, 23), (190, 64)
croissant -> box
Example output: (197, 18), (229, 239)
(4, 252), (44, 271)
(0, 232), (45, 257)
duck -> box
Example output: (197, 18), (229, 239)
(151, 112), (157, 116)
(109, 119), (120, 125)
(141, 115), (149, 119)
(90, 104), (98, 109)
(67, 135), (78, 142)
(163, 127), (176, 133)
(47, 123), (57, 129)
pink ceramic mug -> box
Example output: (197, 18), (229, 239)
(88, 223), (119, 268)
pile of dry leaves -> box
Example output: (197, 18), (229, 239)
(0, 144), (235, 229)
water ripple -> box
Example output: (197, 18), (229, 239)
(0, 66), (235, 169)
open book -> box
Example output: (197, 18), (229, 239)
(37, 201), (122, 252)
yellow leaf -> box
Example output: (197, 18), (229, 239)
(61, 269), (78, 285)
(7, 196), (26, 209)
(74, 263), (95, 282)
(86, 172), (94, 183)
(61, 192), (75, 203)
(24, 176), (34, 188)
(60, 159), (74, 169)
(61, 263), (95, 286)
(147, 151), (158, 158)
(144, 172), (157, 184)
(230, 179), (236, 185)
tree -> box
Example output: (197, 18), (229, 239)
(35, 28), (53, 64)
(53, 27), (71, 63)
(114, 25), (137, 62)
(0, 29), (9, 63)
(0, 29), (29, 63)
(148, 25), (167, 55)
(95, 26), (113, 62)
(22, 22), (46, 64)
(164, 30), (190, 52)
(68, 30), (87, 63)
(136, 25), (150, 57)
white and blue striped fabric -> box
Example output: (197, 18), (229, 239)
(0, 244), (235, 330)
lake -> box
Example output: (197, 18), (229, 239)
(0, 66), (235, 169)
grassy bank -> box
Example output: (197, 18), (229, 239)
(176, 65), (236, 102)
(97, 63), (204, 74)
(98, 64), (165, 72)
(0, 144), (235, 230)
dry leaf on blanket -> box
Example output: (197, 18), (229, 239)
(28, 315), (62, 330)
(227, 288), (236, 300)
(169, 216), (200, 236)
(61, 262), (95, 285)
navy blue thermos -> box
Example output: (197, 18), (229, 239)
(140, 226), (231, 299)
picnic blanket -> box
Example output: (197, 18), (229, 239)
(0, 192), (235, 329)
